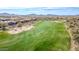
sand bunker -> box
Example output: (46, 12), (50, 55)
(7, 25), (34, 34)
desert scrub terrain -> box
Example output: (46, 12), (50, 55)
(65, 17), (79, 50)
(0, 20), (70, 51)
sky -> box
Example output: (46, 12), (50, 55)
(0, 0), (79, 8)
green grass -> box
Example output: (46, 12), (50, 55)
(0, 20), (70, 51)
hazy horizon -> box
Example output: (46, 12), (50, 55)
(0, 0), (78, 15)
(0, 7), (79, 15)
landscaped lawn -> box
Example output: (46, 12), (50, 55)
(0, 20), (70, 51)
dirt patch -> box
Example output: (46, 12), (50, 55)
(7, 25), (34, 34)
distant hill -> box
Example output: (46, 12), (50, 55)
(0, 13), (16, 16)
(0, 13), (57, 16)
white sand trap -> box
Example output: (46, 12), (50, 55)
(7, 25), (34, 34)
